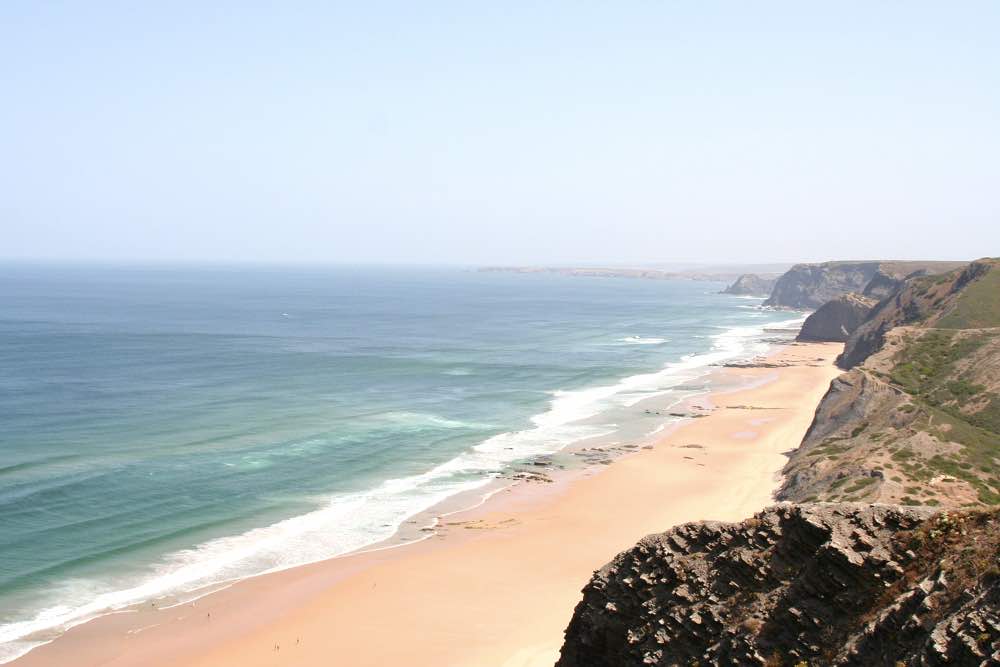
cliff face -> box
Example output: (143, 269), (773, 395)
(721, 274), (779, 297)
(763, 261), (965, 310)
(558, 504), (1000, 667)
(558, 258), (1000, 667)
(797, 293), (877, 342)
(781, 259), (1000, 508)
(840, 259), (1000, 369)
(764, 262), (881, 310)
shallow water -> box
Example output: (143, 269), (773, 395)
(0, 264), (800, 661)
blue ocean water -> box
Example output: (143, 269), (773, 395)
(0, 264), (800, 661)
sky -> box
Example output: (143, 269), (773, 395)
(1, 2), (997, 266)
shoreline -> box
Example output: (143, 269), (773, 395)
(13, 339), (843, 667)
(1, 313), (802, 663)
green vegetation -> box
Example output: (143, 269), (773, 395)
(946, 380), (984, 402)
(890, 331), (986, 398)
(937, 264), (1000, 329)
(844, 477), (876, 494)
(891, 448), (915, 462)
(807, 440), (852, 458)
(794, 265), (1000, 507)
(889, 329), (1000, 445)
(920, 408), (1000, 504)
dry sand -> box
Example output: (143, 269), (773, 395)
(14, 341), (843, 667)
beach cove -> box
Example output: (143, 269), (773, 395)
(14, 340), (842, 667)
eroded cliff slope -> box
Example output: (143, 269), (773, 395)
(781, 259), (1000, 508)
(721, 274), (779, 297)
(558, 504), (1000, 667)
(796, 293), (876, 342)
(763, 261), (965, 310)
(558, 258), (1000, 666)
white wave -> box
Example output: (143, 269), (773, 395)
(380, 411), (480, 430)
(616, 336), (668, 345)
(0, 472), (492, 663)
(0, 313), (795, 664)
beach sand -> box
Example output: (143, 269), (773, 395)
(14, 341), (843, 667)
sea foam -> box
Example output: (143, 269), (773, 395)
(0, 316), (804, 664)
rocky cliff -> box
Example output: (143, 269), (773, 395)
(839, 259), (1000, 369)
(781, 259), (1000, 508)
(763, 261), (965, 310)
(557, 504), (1000, 666)
(721, 274), (779, 297)
(797, 293), (876, 342)
(558, 258), (1000, 666)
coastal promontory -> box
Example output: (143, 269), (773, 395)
(720, 273), (779, 297)
(796, 292), (876, 342)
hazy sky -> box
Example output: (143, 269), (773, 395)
(2, 2), (997, 265)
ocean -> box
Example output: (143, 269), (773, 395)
(0, 264), (801, 662)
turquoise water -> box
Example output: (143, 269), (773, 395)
(0, 264), (799, 661)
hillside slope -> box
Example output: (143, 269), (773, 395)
(781, 259), (1000, 508)
(558, 258), (1000, 667)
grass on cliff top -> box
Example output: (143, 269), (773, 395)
(890, 331), (1000, 432)
(937, 263), (1000, 329)
(916, 408), (1000, 505)
(897, 331), (1000, 427)
(888, 330), (1000, 504)
(891, 330), (987, 396)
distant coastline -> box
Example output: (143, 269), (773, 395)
(478, 264), (789, 283)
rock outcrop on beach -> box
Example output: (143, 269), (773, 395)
(796, 293), (877, 342)
(763, 261), (965, 310)
(557, 504), (1000, 667)
(720, 274), (779, 297)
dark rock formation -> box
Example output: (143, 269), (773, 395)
(764, 261), (965, 310)
(797, 293), (877, 342)
(861, 268), (906, 301)
(721, 274), (779, 297)
(557, 504), (1000, 667)
(765, 262), (883, 310)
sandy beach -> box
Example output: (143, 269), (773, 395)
(14, 341), (842, 667)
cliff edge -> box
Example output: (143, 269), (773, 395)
(557, 504), (1000, 666)
(763, 261), (965, 310)
(779, 259), (1000, 508)
(558, 258), (1000, 666)
(721, 274), (779, 297)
